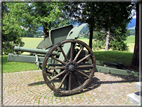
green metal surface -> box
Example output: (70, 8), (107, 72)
(14, 46), (59, 56)
(49, 25), (73, 45)
(8, 53), (45, 63)
(66, 23), (88, 39)
(37, 25), (73, 49)
(58, 23), (88, 63)
(8, 53), (57, 64)
(95, 60), (126, 69)
(36, 37), (53, 49)
(95, 65), (139, 77)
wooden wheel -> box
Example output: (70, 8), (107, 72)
(42, 39), (96, 95)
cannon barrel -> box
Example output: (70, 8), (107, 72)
(14, 46), (59, 55)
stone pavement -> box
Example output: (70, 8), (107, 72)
(2, 70), (139, 106)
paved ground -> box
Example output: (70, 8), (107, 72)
(3, 70), (139, 106)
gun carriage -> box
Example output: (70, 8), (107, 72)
(8, 23), (139, 95)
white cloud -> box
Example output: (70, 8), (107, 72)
(132, 9), (136, 18)
(133, 15), (136, 18)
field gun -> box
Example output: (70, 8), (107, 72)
(8, 23), (139, 95)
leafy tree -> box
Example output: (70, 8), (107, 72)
(64, 2), (106, 49)
(28, 2), (67, 38)
(2, 3), (26, 54)
(97, 3), (133, 51)
(2, 2), (67, 54)
(78, 2), (133, 50)
(93, 31), (106, 51)
(93, 26), (128, 51)
(109, 26), (128, 51)
(63, 2), (133, 51)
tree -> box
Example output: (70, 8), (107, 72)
(63, 2), (98, 49)
(131, 2), (139, 70)
(70, 3), (106, 49)
(109, 26), (128, 51)
(63, 2), (133, 50)
(93, 31), (106, 51)
(93, 25), (128, 51)
(2, 3), (26, 54)
(98, 3), (133, 51)
(28, 2), (67, 38)
(2, 2), (67, 54)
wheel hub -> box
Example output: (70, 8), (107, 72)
(68, 64), (75, 71)
(66, 62), (77, 72)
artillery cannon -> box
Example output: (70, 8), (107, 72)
(8, 23), (139, 95)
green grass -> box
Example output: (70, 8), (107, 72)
(22, 37), (43, 48)
(78, 38), (89, 45)
(124, 36), (135, 52)
(3, 36), (135, 73)
(127, 43), (135, 52)
(125, 36), (135, 43)
(3, 55), (37, 73)
(94, 51), (133, 65)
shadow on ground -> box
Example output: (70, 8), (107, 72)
(28, 75), (139, 97)
(28, 81), (45, 86)
(54, 77), (101, 97)
(109, 74), (139, 82)
(54, 76), (139, 97)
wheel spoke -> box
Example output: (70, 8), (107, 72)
(69, 73), (72, 90)
(51, 56), (66, 65)
(59, 46), (69, 62)
(48, 66), (65, 70)
(58, 72), (69, 89)
(77, 65), (93, 69)
(46, 70), (53, 74)
(72, 72), (81, 86)
(76, 54), (91, 64)
(49, 70), (66, 81)
(70, 42), (75, 61)
(73, 46), (84, 62)
(76, 70), (89, 78)
(44, 67), (53, 74)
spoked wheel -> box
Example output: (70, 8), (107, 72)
(42, 39), (96, 95)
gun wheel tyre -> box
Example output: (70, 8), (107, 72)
(42, 39), (96, 95)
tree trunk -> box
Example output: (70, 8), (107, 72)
(43, 22), (49, 38)
(89, 24), (93, 49)
(105, 29), (110, 51)
(131, 3), (139, 70)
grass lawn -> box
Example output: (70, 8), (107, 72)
(3, 55), (37, 73)
(94, 51), (133, 65)
(124, 36), (135, 43)
(22, 37), (43, 48)
(3, 36), (135, 73)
